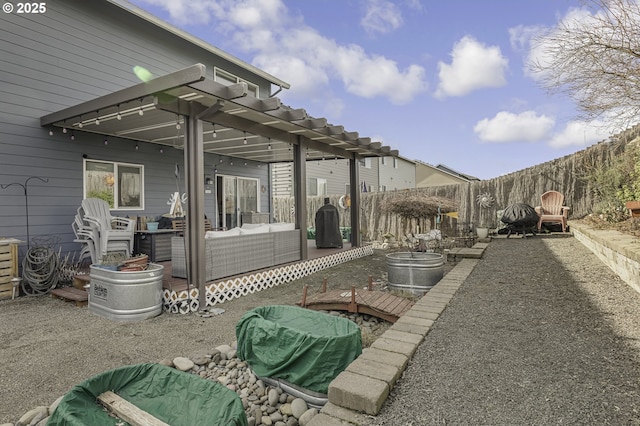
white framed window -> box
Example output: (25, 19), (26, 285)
(214, 67), (259, 97)
(381, 156), (387, 166)
(361, 157), (372, 169)
(84, 159), (144, 210)
(308, 177), (327, 196)
(393, 157), (398, 168)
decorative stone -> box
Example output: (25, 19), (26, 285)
(17, 406), (48, 426)
(298, 408), (318, 426)
(291, 398), (308, 419)
(268, 388), (280, 406)
(279, 403), (293, 416)
(172, 357), (194, 371)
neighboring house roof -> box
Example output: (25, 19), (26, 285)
(434, 163), (479, 181)
(106, 0), (290, 90)
(415, 161), (479, 182)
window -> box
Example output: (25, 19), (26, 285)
(307, 177), (327, 196)
(214, 68), (259, 97)
(360, 158), (372, 169)
(381, 157), (387, 166)
(84, 159), (144, 210)
(393, 157), (398, 168)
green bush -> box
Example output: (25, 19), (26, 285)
(586, 143), (640, 222)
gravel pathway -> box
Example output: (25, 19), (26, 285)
(365, 236), (640, 425)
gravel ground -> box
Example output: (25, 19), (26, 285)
(0, 248), (394, 424)
(2, 236), (639, 425)
(365, 236), (640, 426)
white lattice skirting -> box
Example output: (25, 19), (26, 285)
(163, 245), (374, 314)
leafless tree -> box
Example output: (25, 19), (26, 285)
(530, 0), (640, 130)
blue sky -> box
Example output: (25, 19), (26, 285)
(129, 0), (613, 179)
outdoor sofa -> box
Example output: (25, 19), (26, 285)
(171, 223), (300, 282)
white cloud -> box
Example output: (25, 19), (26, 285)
(523, 7), (594, 81)
(360, 0), (404, 35)
(474, 111), (555, 143)
(135, 0), (428, 108)
(548, 120), (609, 148)
(435, 36), (509, 98)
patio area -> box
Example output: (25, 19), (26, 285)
(160, 240), (365, 313)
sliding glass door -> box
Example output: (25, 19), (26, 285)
(216, 175), (259, 229)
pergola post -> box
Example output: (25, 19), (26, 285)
(184, 110), (206, 310)
(293, 137), (308, 259)
(349, 156), (360, 247)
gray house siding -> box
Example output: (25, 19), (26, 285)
(272, 159), (380, 197)
(379, 156), (415, 190)
(0, 0), (270, 258)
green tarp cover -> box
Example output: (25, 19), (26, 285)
(236, 305), (362, 394)
(47, 363), (247, 426)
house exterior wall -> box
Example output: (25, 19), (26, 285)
(378, 156), (415, 191)
(272, 158), (380, 197)
(0, 0), (270, 256)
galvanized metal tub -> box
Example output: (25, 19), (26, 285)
(386, 252), (444, 295)
(89, 264), (164, 321)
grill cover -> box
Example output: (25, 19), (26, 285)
(500, 203), (539, 227)
(315, 200), (343, 248)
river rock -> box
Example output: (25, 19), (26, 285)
(172, 356), (194, 371)
(298, 408), (318, 426)
(291, 398), (308, 419)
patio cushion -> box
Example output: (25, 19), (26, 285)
(269, 223), (295, 232)
(205, 227), (241, 239)
(239, 224), (270, 235)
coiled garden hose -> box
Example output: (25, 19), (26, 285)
(21, 245), (60, 295)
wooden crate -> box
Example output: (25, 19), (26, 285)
(0, 241), (20, 300)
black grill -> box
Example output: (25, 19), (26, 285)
(500, 203), (539, 238)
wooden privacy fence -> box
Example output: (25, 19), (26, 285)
(273, 126), (640, 242)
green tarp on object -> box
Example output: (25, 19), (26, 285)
(236, 305), (362, 394)
(47, 363), (247, 426)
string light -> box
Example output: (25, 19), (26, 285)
(175, 114), (181, 130)
(135, 143), (139, 151)
(116, 104), (122, 120)
(138, 99), (144, 116)
(212, 124), (217, 138)
(268, 137), (272, 150)
(48, 129), (53, 136)
(70, 131), (75, 141)
(62, 127), (67, 134)
(159, 147), (164, 154)
(103, 138), (108, 145)
(243, 131), (247, 144)
(95, 111), (100, 125)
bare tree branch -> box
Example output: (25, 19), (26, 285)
(530, 0), (640, 130)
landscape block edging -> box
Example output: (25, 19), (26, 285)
(314, 257), (481, 425)
(570, 221), (640, 294)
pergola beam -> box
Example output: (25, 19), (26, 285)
(41, 63), (207, 126)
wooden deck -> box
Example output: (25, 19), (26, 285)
(299, 281), (414, 323)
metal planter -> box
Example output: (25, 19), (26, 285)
(89, 263), (164, 321)
(386, 252), (444, 295)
